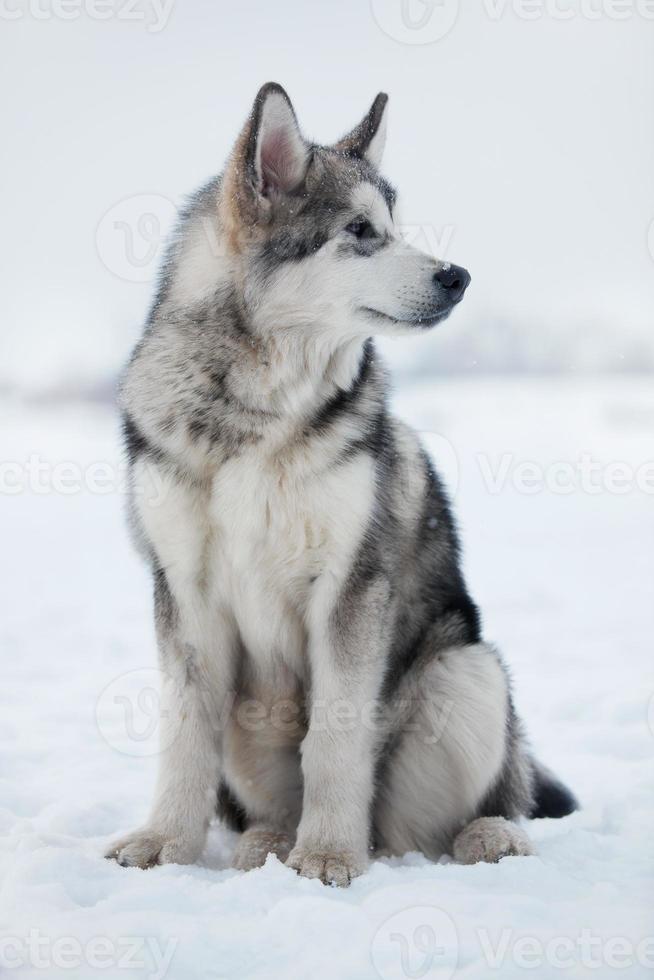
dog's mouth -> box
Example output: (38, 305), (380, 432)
(361, 307), (452, 329)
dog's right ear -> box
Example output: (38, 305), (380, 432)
(248, 83), (308, 198)
(223, 83), (308, 227)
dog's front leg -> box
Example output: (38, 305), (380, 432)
(106, 592), (235, 869)
(287, 575), (390, 886)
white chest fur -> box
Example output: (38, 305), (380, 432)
(134, 448), (375, 669)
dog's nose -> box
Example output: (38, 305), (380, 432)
(434, 263), (471, 303)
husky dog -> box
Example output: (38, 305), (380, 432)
(106, 83), (576, 886)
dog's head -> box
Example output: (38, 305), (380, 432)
(218, 83), (470, 341)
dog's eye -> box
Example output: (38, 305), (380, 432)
(345, 219), (376, 240)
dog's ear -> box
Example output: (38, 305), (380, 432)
(253, 84), (308, 196)
(243, 83), (308, 199)
(221, 84), (308, 242)
(334, 93), (388, 169)
(221, 84), (308, 245)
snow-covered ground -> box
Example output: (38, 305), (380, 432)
(1, 376), (652, 979)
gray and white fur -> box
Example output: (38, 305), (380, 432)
(106, 83), (576, 885)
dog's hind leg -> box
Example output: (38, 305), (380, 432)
(452, 816), (533, 864)
(232, 825), (293, 871)
(221, 693), (304, 872)
(373, 642), (535, 863)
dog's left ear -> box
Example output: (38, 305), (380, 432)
(334, 93), (388, 169)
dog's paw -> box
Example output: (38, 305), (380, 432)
(286, 845), (367, 887)
(232, 828), (292, 871)
(453, 816), (534, 865)
(104, 827), (203, 869)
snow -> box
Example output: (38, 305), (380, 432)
(1, 376), (653, 979)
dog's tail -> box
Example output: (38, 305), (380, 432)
(530, 760), (578, 819)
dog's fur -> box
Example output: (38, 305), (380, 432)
(107, 83), (576, 885)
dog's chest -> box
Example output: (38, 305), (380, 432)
(209, 456), (328, 645)
(211, 451), (374, 662)
(139, 447), (374, 666)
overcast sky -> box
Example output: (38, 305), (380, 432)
(1, 0), (653, 390)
